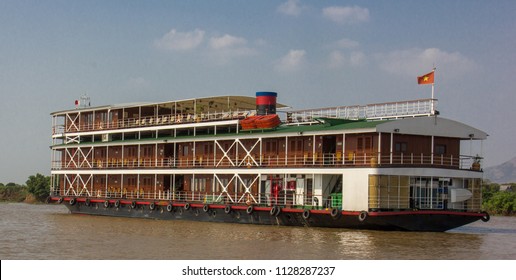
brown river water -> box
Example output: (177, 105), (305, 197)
(1, 203), (515, 260)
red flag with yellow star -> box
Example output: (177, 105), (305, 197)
(417, 71), (434, 84)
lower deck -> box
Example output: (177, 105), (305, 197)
(50, 167), (483, 214)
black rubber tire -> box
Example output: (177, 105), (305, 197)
(203, 204), (209, 212)
(166, 204), (173, 212)
(149, 202), (156, 211)
(481, 211), (490, 222)
(358, 211), (368, 222)
(302, 209), (311, 219)
(246, 205), (254, 215)
(330, 207), (341, 218)
(69, 198), (76, 206)
(130, 201), (137, 209)
(104, 200), (110, 208)
(184, 203), (190, 210)
(224, 205), (232, 214)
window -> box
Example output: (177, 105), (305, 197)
(435, 144), (446, 155)
(357, 136), (372, 152)
(395, 142), (407, 153)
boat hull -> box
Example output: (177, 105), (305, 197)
(52, 197), (487, 232)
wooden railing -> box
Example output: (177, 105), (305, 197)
(51, 153), (482, 171)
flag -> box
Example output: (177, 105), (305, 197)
(417, 71), (434, 85)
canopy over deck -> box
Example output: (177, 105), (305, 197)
(51, 95), (289, 115)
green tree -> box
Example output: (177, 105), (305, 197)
(483, 191), (516, 215)
(26, 174), (50, 201)
(482, 181), (500, 202)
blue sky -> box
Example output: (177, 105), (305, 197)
(1, 0), (515, 184)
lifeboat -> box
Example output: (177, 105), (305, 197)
(240, 114), (281, 130)
(255, 114), (281, 129)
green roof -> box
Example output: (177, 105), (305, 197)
(239, 119), (389, 135)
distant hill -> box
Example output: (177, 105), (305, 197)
(484, 157), (516, 183)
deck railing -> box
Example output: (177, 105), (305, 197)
(53, 110), (253, 135)
(50, 187), (480, 212)
(50, 188), (340, 209)
(51, 153), (482, 171)
(286, 98), (435, 124)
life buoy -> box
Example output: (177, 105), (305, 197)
(302, 209), (311, 219)
(104, 200), (110, 208)
(166, 204), (173, 212)
(224, 205), (232, 214)
(481, 211), (490, 222)
(69, 198), (76, 206)
(114, 200), (121, 208)
(203, 204), (209, 212)
(330, 207), (341, 218)
(149, 202), (156, 211)
(85, 198), (91, 207)
(246, 205), (254, 215)
(130, 201), (137, 209)
(358, 211), (368, 222)
(58, 197), (64, 204)
(184, 203), (190, 210)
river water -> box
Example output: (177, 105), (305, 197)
(1, 203), (515, 260)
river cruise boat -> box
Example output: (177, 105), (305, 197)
(48, 92), (489, 231)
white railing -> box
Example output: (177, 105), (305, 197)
(53, 109), (254, 135)
(286, 98), (435, 124)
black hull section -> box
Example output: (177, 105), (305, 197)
(55, 198), (487, 232)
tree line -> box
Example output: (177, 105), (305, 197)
(0, 174), (49, 202)
(1, 174), (515, 215)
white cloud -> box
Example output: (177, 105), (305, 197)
(350, 51), (366, 66)
(154, 28), (205, 51)
(322, 6), (370, 24)
(275, 49), (306, 72)
(327, 50), (366, 69)
(376, 48), (476, 77)
(207, 34), (257, 63)
(209, 34), (247, 50)
(277, 0), (305, 16)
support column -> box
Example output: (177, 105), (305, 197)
(378, 132), (382, 164)
(431, 135), (435, 165)
(390, 132), (394, 164)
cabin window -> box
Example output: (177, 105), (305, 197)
(266, 141), (277, 153)
(395, 142), (407, 153)
(357, 136), (372, 152)
(435, 144), (446, 155)
(183, 145), (189, 156)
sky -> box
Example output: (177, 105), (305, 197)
(1, 0), (515, 184)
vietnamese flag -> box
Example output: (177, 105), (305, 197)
(417, 71), (434, 85)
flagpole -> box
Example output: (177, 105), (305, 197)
(431, 67), (436, 114)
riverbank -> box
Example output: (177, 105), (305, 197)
(0, 185), (27, 202)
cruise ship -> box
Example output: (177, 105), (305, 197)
(48, 92), (489, 231)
